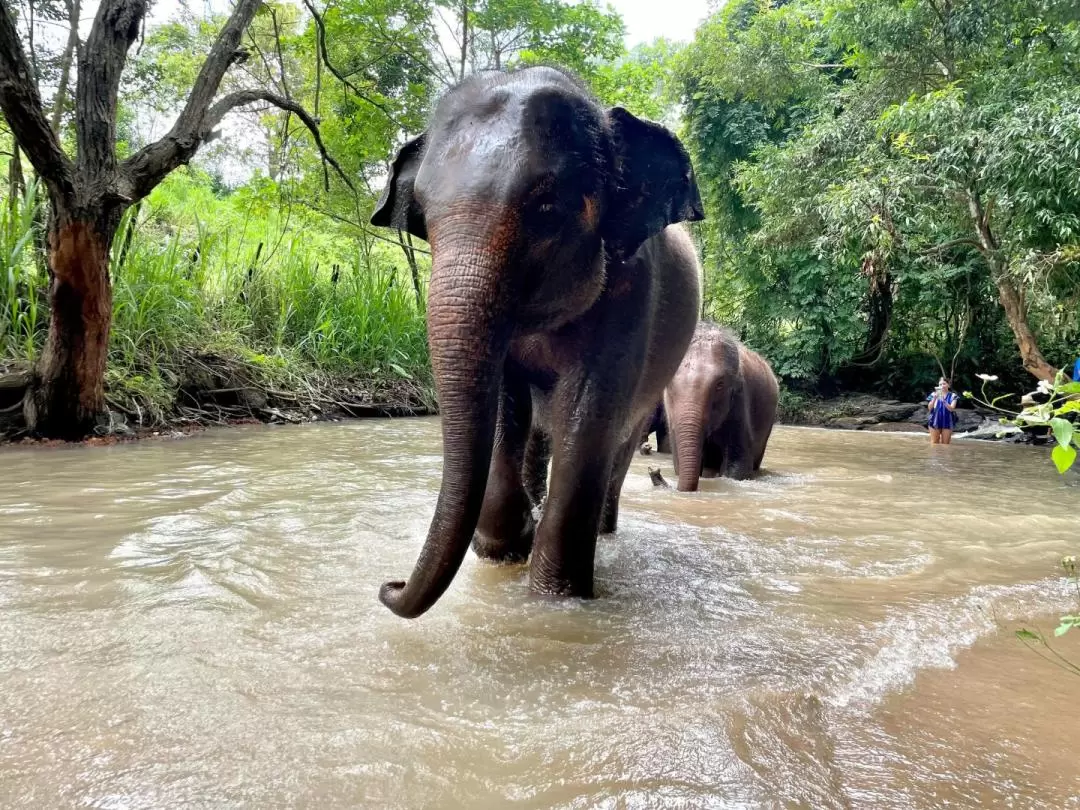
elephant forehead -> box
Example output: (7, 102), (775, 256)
(419, 82), (603, 201)
(415, 129), (526, 203)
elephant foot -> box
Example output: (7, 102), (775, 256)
(472, 510), (535, 564)
(528, 549), (594, 598)
(600, 501), (620, 534)
(528, 574), (594, 599)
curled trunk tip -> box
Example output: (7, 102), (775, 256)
(379, 580), (421, 618)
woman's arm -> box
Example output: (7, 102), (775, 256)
(945, 394), (958, 411)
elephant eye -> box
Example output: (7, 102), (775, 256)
(533, 191), (562, 217)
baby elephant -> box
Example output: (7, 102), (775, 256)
(664, 322), (779, 491)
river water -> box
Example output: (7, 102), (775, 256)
(1, 420), (1078, 808)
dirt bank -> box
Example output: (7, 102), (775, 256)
(0, 355), (433, 447)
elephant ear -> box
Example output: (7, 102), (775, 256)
(603, 107), (705, 262)
(370, 133), (428, 241)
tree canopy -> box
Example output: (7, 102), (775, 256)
(681, 0), (1080, 393)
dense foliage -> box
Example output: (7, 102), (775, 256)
(680, 0), (1080, 397)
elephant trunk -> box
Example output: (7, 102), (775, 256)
(672, 404), (704, 493)
(379, 221), (513, 618)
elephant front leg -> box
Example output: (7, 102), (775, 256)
(529, 388), (625, 597)
(715, 424), (753, 481)
(600, 420), (645, 534)
(472, 376), (535, 563)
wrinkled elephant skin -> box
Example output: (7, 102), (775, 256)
(370, 66), (705, 618)
(664, 322), (779, 492)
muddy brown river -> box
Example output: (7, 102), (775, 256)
(1, 420), (1079, 808)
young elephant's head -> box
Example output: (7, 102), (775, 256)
(370, 65), (704, 618)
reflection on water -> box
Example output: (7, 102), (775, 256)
(1, 420), (1078, 808)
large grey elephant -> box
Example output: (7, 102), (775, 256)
(370, 66), (704, 618)
(664, 322), (779, 491)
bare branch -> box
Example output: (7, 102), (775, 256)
(433, 8), (463, 81)
(296, 197), (431, 254)
(919, 237), (982, 256)
(0, 0), (75, 198)
(77, 0), (149, 181)
(367, 19), (449, 88)
(174, 0), (263, 137)
(269, 6), (292, 99)
(204, 89), (353, 193)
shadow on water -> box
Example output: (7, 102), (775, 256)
(0, 420), (1078, 808)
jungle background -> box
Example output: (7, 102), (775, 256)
(0, 0), (1077, 436)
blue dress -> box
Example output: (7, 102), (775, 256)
(927, 391), (958, 430)
(1073, 358), (1080, 382)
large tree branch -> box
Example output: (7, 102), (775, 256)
(77, 0), (148, 183)
(205, 90), (353, 192)
(117, 0), (263, 200)
(120, 88), (353, 200)
(0, 0), (75, 199)
(173, 0), (263, 138)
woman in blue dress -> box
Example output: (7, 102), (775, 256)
(927, 377), (959, 444)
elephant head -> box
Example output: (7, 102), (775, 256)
(664, 326), (741, 492)
(370, 66), (704, 618)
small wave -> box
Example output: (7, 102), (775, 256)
(826, 578), (1071, 710)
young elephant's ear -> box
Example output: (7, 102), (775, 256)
(603, 108), (704, 262)
(371, 133), (428, 241)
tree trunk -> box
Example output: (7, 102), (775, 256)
(459, 1), (469, 81)
(7, 144), (22, 220)
(25, 209), (117, 438)
(967, 188), (1057, 383)
(995, 274), (1057, 382)
(856, 252), (892, 365)
(398, 230), (424, 311)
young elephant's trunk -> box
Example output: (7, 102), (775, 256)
(672, 405), (705, 492)
(667, 388), (705, 492)
(379, 221), (513, 618)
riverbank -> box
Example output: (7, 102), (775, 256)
(0, 355), (435, 447)
(1, 363), (1032, 449)
(778, 392), (1032, 442)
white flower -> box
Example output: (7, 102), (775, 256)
(976, 373), (999, 382)
(1037, 379), (1055, 394)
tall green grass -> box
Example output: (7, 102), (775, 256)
(0, 169), (432, 417)
(0, 180), (46, 363)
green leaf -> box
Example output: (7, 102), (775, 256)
(1051, 443), (1077, 474)
(1016, 628), (1042, 643)
(1053, 617), (1078, 636)
(1050, 418), (1074, 450)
